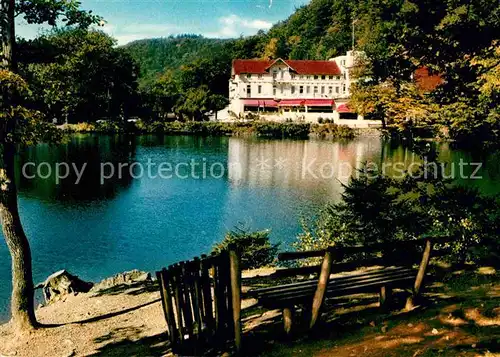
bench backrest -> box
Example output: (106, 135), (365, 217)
(270, 236), (454, 279)
(156, 245), (242, 355)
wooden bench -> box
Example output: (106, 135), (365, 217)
(247, 236), (452, 333)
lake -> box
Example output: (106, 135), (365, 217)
(0, 134), (499, 321)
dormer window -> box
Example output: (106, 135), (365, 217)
(291, 74), (296, 79)
(247, 74), (252, 79)
(258, 74), (263, 79)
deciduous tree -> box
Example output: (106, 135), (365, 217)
(0, 0), (99, 331)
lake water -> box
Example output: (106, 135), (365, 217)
(0, 134), (499, 321)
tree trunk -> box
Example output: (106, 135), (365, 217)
(1, 0), (38, 331)
(0, 145), (38, 331)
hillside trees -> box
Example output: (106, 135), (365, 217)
(350, 0), (500, 142)
(20, 29), (138, 123)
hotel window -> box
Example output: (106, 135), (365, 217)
(321, 75), (326, 80)
(313, 86), (318, 94)
(273, 86), (277, 96)
(247, 74), (252, 79)
(335, 86), (340, 94)
(307, 75), (311, 80)
(321, 86), (325, 94)
(258, 85), (262, 94)
(299, 86), (304, 94)
(280, 69), (284, 79)
(291, 86), (296, 94)
(328, 86), (333, 94)
(306, 86), (310, 94)
(273, 70), (278, 79)
(329, 75), (333, 80)
(281, 86), (284, 94)
(343, 84), (346, 93)
(314, 75), (318, 80)
(247, 85), (251, 97)
(258, 74), (263, 79)
(291, 74), (296, 79)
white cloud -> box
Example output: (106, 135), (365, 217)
(206, 14), (272, 38)
(102, 22), (183, 45)
(16, 15), (273, 46)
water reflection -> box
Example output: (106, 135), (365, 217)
(16, 135), (137, 201)
(229, 137), (398, 201)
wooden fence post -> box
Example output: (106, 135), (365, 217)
(171, 264), (185, 343)
(228, 244), (242, 353)
(406, 239), (433, 310)
(200, 255), (214, 333)
(157, 269), (177, 345)
(310, 248), (333, 329)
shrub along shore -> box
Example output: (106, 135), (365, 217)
(61, 120), (359, 140)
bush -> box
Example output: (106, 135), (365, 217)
(212, 228), (279, 270)
(61, 120), (357, 140)
(310, 123), (356, 139)
(95, 121), (123, 133)
(296, 157), (500, 264)
(253, 121), (311, 139)
(65, 122), (96, 132)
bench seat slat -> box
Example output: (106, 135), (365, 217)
(256, 269), (415, 300)
(248, 266), (414, 296)
(257, 275), (416, 307)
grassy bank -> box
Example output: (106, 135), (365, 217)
(62, 120), (357, 140)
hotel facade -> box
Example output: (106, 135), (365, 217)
(228, 51), (380, 127)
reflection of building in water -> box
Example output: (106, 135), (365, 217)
(227, 137), (383, 201)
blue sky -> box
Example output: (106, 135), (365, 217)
(17, 0), (309, 45)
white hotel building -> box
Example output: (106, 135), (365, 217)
(228, 51), (380, 127)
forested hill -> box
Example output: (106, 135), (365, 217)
(122, 0), (357, 87)
(122, 35), (232, 86)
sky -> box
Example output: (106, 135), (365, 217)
(17, 0), (310, 46)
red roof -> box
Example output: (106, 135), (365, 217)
(286, 60), (341, 75)
(233, 59), (341, 76)
(233, 60), (273, 75)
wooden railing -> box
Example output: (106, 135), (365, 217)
(156, 245), (241, 355)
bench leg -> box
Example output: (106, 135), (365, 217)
(283, 306), (294, 335)
(379, 286), (392, 309)
(406, 239), (433, 311)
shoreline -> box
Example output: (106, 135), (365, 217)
(0, 265), (497, 356)
(57, 120), (374, 140)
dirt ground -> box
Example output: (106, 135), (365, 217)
(0, 266), (498, 357)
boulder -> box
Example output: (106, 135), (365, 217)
(90, 270), (151, 292)
(36, 270), (93, 304)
